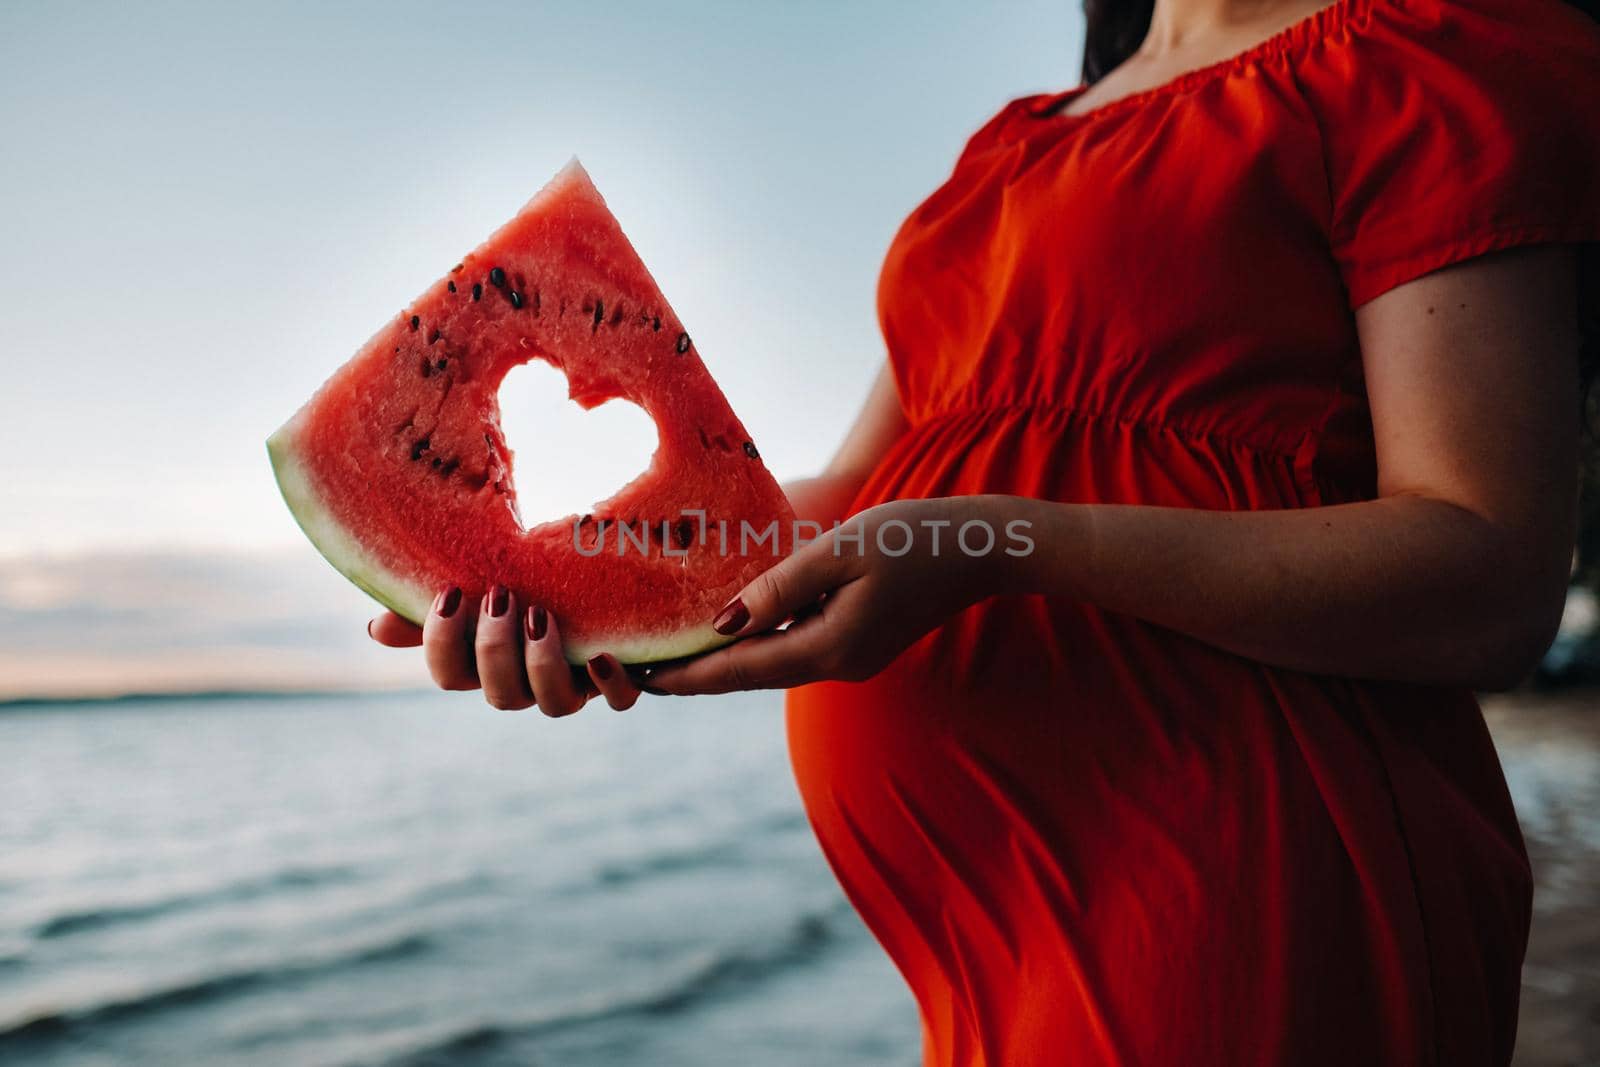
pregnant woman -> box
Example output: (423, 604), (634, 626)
(370, 0), (1600, 1061)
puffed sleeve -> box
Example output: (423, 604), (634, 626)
(1298, 0), (1600, 307)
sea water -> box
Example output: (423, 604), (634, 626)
(0, 691), (919, 1066)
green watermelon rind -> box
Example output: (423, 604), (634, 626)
(267, 418), (732, 667)
(267, 416), (434, 627)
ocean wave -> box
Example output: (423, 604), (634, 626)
(0, 939), (27, 970)
(580, 810), (811, 893)
(591, 839), (746, 888)
(362, 902), (848, 1067)
(754, 810), (810, 834)
(0, 928), (430, 1047)
(31, 862), (362, 940)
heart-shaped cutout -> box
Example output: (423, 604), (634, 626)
(495, 359), (660, 532)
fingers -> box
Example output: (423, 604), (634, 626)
(415, 588), (644, 714)
(524, 605), (588, 717)
(368, 611), (424, 647)
(647, 612), (835, 695)
(422, 586), (478, 691)
(712, 537), (855, 640)
(585, 653), (641, 711)
(475, 585), (534, 711)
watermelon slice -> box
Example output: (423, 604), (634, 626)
(268, 160), (794, 664)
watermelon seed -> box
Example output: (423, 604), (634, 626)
(447, 281), (457, 293)
(743, 441), (760, 460)
(451, 263), (464, 274)
(439, 458), (460, 478)
(435, 357), (447, 371)
(609, 304), (624, 327)
(672, 518), (694, 549)
(676, 333), (691, 354)
(489, 266), (506, 288)
(533, 289), (542, 316)
(421, 361), (432, 379)
(410, 436), (431, 461)
(592, 300), (604, 332)
(509, 290), (524, 309)
(428, 329), (441, 345)
(431, 457), (442, 469)
(410, 315), (420, 331)
(472, 283), (483, 302)
(652, 315), (662, 332)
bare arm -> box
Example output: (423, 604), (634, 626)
(651, 246), (1582, 696)
(782, 361), (909, 527)
(1009, 245), (1579, 690)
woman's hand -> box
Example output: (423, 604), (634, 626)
(643, 497), (1024, 695)
(367, 496), (1028, 705)
(367, 589), (644, 715)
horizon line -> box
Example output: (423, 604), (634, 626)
(0, 683), (430, 713)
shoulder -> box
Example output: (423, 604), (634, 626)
(1294, 0), (1600, 211)
(1298, 0), (1600, 111)
(1293, 0), (1600, 305)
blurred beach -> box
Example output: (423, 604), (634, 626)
(0, 685), (1591, 1065)
(1483, 689), (1600, 1067)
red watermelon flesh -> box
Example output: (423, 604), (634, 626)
(268, 160), (794, 664)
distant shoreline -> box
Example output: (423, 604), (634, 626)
(6, 681), (1596, 714)
(0, 685), (428, 712)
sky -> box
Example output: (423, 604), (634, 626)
(0, 1), (1086, 697)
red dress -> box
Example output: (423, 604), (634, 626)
(784, 0), (1600, 1063)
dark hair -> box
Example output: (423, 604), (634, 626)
(1080, 0), (1155, 84)
(1081, 0), (1600, 575)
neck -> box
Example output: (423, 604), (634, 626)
(1143, 0), (1287, 52)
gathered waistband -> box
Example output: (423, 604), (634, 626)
(906, 400), (1316, 461)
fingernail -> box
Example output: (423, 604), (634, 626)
(527, 604), (547, 641)
(438, 587), (463, 618)
(366, 619), (375, 639)
(712, 597), (749, 636)
(588, 654), (614, 681)
(487, 584), (510, 618)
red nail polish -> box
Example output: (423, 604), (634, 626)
(438, 587), (463, 618)
(528, 604), (548, 641)
(712, 597), (749, 636)
(588, 654), (613, 681)
(488, 584), (510, 618)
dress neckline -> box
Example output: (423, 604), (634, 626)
(1026, 0), (1377, 124)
